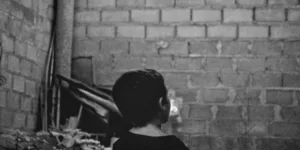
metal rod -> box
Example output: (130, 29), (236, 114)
(56, 75), (113, 100)
(56, 80), (61, 129)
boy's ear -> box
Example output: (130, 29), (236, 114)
(158, 97), (169, 110)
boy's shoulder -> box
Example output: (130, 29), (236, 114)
(113, 132), (189, 150)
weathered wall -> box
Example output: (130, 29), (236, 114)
(0, 0), (54, 132)
(73, 0), (300, 149)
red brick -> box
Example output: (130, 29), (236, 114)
(189, 72), (219, 87)
(94, 55), (114, 73)
(210, 120), (246, 136)
(216, 106), (243, 120)
(174, 57), (203, 71)
(36, 50), (47, 66)
(73, 39), (99, 57)
(75, 11), (100, 23)
(101, 40), (129, 55)
(265, 57), (299, 73)
(177, 26), (205, 38)
(117, 25), (145, 38)
(206, 0), (235, 6)
(21, 97), (32, 112)
(203, 88), (229, 103)
(285, 41), (300, 55)
(145, 56), (173, 70)
(8, 18), (22, 37)
(215, 137), (253, 150)
(75, 0), (87, 9)
(129, 40), (158, 55)
(13, 112), (26, 128)
(87, 26), (115, 38)
(283, 74), (300, 87)
(25, 80), (36, 97)
(222, 41), (249, 56)
(297, 91), (300, 105)
(1, 71), (12, 89)
(27, 45), (37, 61)
(0, 109), (13, 127)
(0, 52), (7, 69)
(31, 99), (39, 113)
(193, 9), (221, 23)
(159, 41), (188, 56)
(8, 55), (20, 73)
(270, 122), (300, 137)
(162, 9), (190, 23)
(272, 26), (300, 39)
(224, 9), (253, 23)
(176, 0), (205, 6)
(250, 41), (282, 56)
(88, 0), (115, 8)
(145, 0), (174, 7)
(147, 26), (174, 38)
(207, 25), (237, 38)
(0, 11), (8, 30)
(13, 75), (25, 93)
(235, 88), (261, 105)
(256, 138), (300, 150)
(102, 10), (129, 22)
(268, 0), (298, 5)
(14, 40), (27, 57)
(189, 105), (212, 119)
(1, 34), (14, 52)
(74, 26), (86, 38)
(26, 114), (36, 129)
(248, 121), (269, 136)
(205, 57), (233, 71)
(0, 90), (7, 107)
(179, 120), (206, 134)
(94, 72), (122, 86)
(31, 64), (43, 81)
(239, 26), (269, 38)
(114, 55), (143, 70)
(190, 136), (212, 150)
(266, 90), (293, 105)
(221, 71), (249, 87)
(131, 9), (159, 22)
(180, 104), (190, 119)
(236, 58), (265, 73)
(163, 73), (188, 88)
(7, 92), (20, 109)
(190, 41), (218, 56)
(175, 88), (198, 102)
(281, 107), (300, 122)
(237, 0), (266, 5)
(252, 72), (282, 87)
(288, 9), (300, 21)
(248, 106), (274, 121)
(256, 8), (285, 21)
(117, 0), (144, 7)
(20, 59), (31, 77)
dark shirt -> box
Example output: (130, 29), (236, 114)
(113, 132), (189, 150)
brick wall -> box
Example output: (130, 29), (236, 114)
(73, 0), (300, 149)
(0, 0), (54, 132)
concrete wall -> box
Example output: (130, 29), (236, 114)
(0, 0), (54, 132)
(73, 0), (300, 149)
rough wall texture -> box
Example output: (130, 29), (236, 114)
(0, 0), (54, 132)
(72, 0), (300, 149)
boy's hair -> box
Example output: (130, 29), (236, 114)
(112, 69), (167, 127)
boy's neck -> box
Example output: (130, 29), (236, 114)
(130, 123), (167, 137)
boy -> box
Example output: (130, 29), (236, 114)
(112, 69), (189, 150)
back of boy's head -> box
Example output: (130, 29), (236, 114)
(112, 69), (167, 127)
